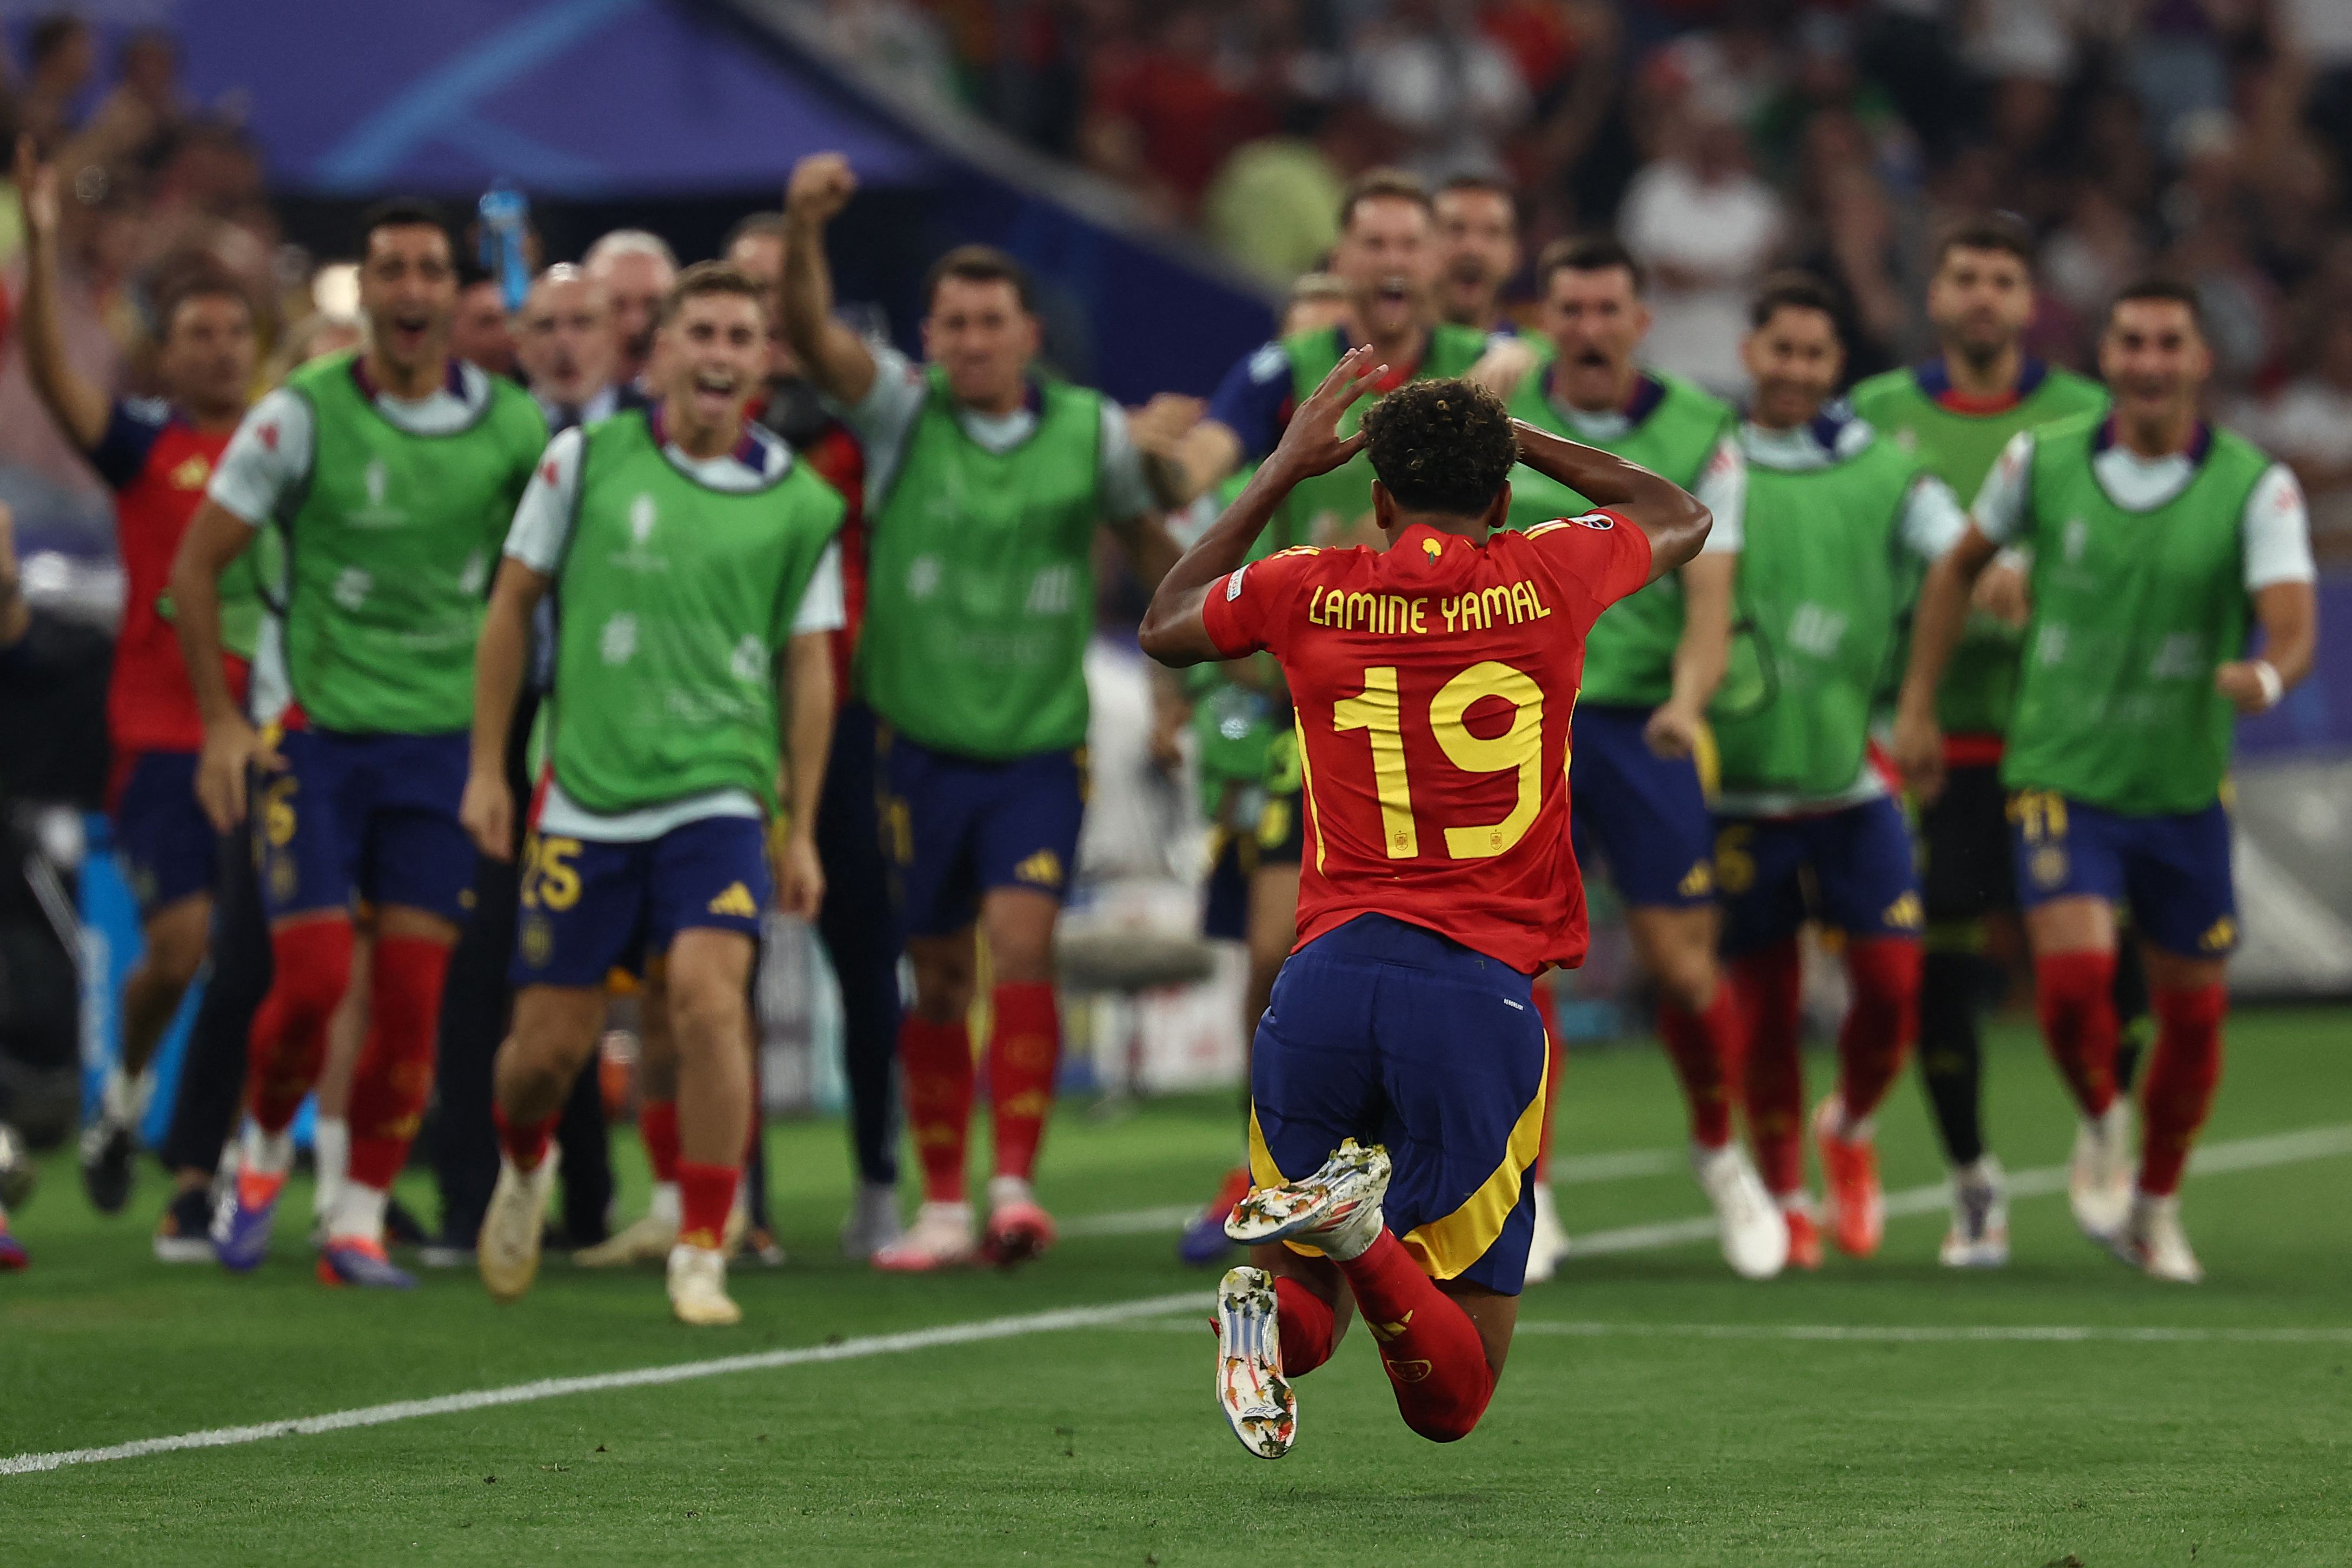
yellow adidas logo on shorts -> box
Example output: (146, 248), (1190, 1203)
(1013, 849), (1064, 889)
(707, 882), (759, 918)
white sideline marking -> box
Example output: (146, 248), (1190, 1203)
(1062, 1147), (1682, 1238)
(0, 1292), (1201, 1478)
(1569, 1122), (2352, 1257)
(7, 1124), (2347, 1477)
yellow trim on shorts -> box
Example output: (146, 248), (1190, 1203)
(1244, 1064), (1550, 1280)
(1690, 717), (1719, 802)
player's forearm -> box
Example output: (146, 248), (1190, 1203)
(167, 504), (251, 728)
(2251, 581), (2317, 690)
(469, 580), (534, 776)
(1138, 457), (1301, 665)
(781, 634), (835, 837)
(1666, 554), (1734, 712)
(1896, 535), (1996, 721)
(1510, 418), (1710, 574)
(780, 220), (874, 407)
(19, 223), (108, 451)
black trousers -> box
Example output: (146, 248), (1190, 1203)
(429, 690), (613, 1248)
(815, 699), (901, 1186)
(157, 834), (267, 1176)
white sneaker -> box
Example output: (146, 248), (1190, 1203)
(2111, 1190), (2202, 1283)
(2069, 1101), (2134, 1241)
(1939, 1155), (2010, 1269)
(1225, 1138), (1388, 1260)
(479, 1146), (561, 1304)
(1523, 1181), (1569, 1284)
(839, 1180), (904, 1260)
(1213, 1265), (1296, 1459)
(1692, 1141), (1787, 1280)
(872, 1200), (978, 1272)
(667, 1243), (742, 1325)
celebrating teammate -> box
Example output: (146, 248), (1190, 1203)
(783, 151), (1180, 1269)
(169, 199), (547, 1287)
(12, 136), (258, 1215)
(1712, 274), (1965, 1267)
(1496, 236), (1778, 1279)
(467, 262), (842, 1325)
(1848, 217), (2112, 1266)
(1140, 358), (1712, 1457)
(1895, 280), (2318, 1283)
(1433, 175), (1523, 335)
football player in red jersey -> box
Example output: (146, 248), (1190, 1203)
(1140, 351), (1712, 1457)
(12, 135), (258, 1218)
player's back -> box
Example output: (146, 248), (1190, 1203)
(1209, 514), (1651, 973)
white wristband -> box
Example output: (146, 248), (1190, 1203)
(2253, 659), (2283, 710)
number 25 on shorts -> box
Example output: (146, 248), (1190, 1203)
(1332, 661), (1546, 861)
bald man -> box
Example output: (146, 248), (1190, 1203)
(583, 230), (677, 387)
(514, 264), (626, 429)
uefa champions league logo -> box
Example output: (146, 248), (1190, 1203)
(610, 495), (668, 571)
(348, 457), (407, 528)
(630, 494), (657, 545)
(365, 460), (388, 508)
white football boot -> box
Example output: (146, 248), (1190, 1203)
(1213, 1265), (1297, 1459)
(872, 1200), (979, 1272)
(2068, 1100), (2135, 1242)
(1224, 1138), (1390, 1259)
(1939, 1155), (2010, 1269)
(478, 1144), (561, 1304)
(1692, 1140), (1788, 1279)
(1523, 1180), (1569, 1284)
(667, 1243), (743, 1325)
(2110, 1190), (2202, 1283)
(839, 1179), (905, 1260)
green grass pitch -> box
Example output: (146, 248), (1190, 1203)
(4, 1008), (2349, 1566)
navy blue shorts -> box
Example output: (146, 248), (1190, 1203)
(2009, 790), (2236, 958)
(113, 749), (215, 913)
(882, 732), (1085, 940)
(1248, 914), (1547, 1295)
(510, 816), (772, 988)
(1715, 795), (1924, 958)
(256, 729), (474, 923)
(1569, 703), (1716, 908)
(1204, 828), (1251, 942)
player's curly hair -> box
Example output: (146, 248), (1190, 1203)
(1361, 378), (1517, 520)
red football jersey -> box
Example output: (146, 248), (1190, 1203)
(90, 403), (244, 756)
(1202, 514), (1651, 973)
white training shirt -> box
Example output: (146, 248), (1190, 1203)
(1970, 428), (2318, 591)
(840, 343), (1158, 522)
(503, 422), (845, 843)
(1552, 397), (1747, 555)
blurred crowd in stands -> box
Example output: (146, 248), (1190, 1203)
(823, 0), (2352, 560)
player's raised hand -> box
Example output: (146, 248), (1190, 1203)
(12, 134), (57, 237)
(1128, 392), (1206, 459)
(786, 153), (858, 228)
(195, 715), (282, 835)
(459, 767), (515, 862)
(1268, 344), (1387, 481)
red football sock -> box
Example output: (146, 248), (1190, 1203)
(493, 1104), (554, 1173)
(2035, 951), (2120, 1117)
(2138, 985), (2225, 1197)
(1530, 1027), (1565, 1181)
(245, 919), (356, 1133)
(899, 1015), (974, 1202)
(1731, 939), (1806, 1195)
(1837, 937), (1921, 1125)
(639, 1099), (681, 1186)
(1274, 1275), (1336, 1376)
(1658, 981), (1742, 1150)
(987, 981), (1061, 1181)
(676, 1160), (739, 1251)
(346, 935), (452, 1191)
(1335, 1231), (1495, 1443)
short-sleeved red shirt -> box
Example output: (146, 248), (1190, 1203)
(1202, 514), (1652, 973)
